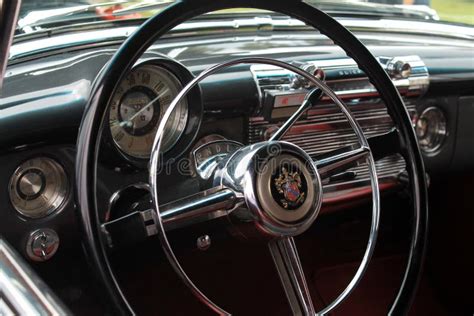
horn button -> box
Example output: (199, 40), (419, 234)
(257, 154), (315, 223)
(220, 141), (323, 237)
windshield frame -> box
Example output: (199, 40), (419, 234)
(16, 0), (456, 35)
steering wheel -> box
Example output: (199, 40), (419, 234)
(76, 1), (428, 315)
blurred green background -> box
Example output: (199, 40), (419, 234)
(431, 0), (474, 25)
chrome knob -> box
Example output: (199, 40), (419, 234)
(18, 170), (44, 198)
(196, 235), (211, 251)
(290, 62), (325, 89)
(387, 58), (412, 79)
(26, 229), (59, 262)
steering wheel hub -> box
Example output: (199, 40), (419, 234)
(219, 141), (322, 237)
(257, 149), (322, 227)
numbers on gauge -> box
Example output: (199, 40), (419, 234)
(108, 64), (189, 159)
(191, 135), (243, 179)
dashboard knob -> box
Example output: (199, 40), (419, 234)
(18, 170), (44, 198)
(26, 229), (59, 262)
(290, 62), (325, 89)
(387, 58), (412, 79)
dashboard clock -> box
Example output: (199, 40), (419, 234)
(9, 157), (68, 218)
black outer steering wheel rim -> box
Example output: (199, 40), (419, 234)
(76, 1), (428, 315)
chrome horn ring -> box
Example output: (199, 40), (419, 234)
(149, 57), (380, 315)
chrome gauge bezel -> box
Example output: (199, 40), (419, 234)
(190, 134), (244, 179)
(109, 63), (188, 159)
(106, 58), (203, 166)
(9, 157), (69, 219)
(416, 106), (447, 155)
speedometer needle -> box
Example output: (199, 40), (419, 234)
(120, 88), (170, 127)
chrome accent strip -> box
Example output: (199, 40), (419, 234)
(150, 57), (380, 315)
(9, 16), (474, 63)
(0, 297), (15, 316)
(250, 55), (429, 102)
(0, 0), (21, 90)
(0, 238), (69, 315)
(269, 237), (315, 316)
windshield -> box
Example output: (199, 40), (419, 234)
(16, 0), (474, 34)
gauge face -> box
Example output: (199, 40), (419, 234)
(191, 135), (243, 179)
(9, 157), (68, 218)
(416, 107), (447, 154)
(109, 64), (188, 159)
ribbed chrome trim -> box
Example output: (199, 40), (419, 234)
(249, 101), (414, 187)
(250, 55), (429, 104)
(249, 56), (421, 192)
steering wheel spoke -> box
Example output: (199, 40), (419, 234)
(77, 1), (428, 315)
(269, 237), (315, 316)
(367, 128), (403, 160)
(160, 186), (238, 231)
(270, 88), (323, 141)
(313, 128), (403, 180)
(315, 145), (370, 180)
(101, 186), (238, 249)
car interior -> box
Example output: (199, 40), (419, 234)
(0, 0), (473, 315)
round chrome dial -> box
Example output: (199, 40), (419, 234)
(416, 106), (447, 154)
(109, 64), (188, 159)
(9, 157), (68, 218)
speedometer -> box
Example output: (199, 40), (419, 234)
(191, 134), (243, 179)
(109, 64), (188, 159)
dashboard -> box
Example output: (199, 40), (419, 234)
(1, 20), (474, 263)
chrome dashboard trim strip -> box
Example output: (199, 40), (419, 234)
(0, 238), (69, 315)
(8, 16), (474, 64)
(0, 0), (21, 90)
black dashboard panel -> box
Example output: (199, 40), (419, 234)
(2, 31), (473, 149)
(417, 96), (458, 172)
(0, 145), (78, 255)
(452, 96), (474, 170)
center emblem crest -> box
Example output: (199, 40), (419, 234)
(274, 167), (306, 209)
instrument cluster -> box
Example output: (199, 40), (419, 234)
(105, 58), (202, 166)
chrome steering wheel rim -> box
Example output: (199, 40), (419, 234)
(76, 1), (428, 315)
(149, 57), (380, 315)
